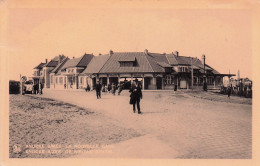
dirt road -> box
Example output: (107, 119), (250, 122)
(9, 89), (252, 158)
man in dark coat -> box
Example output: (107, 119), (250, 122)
(39, 82), (44, 94)
(95, 81), (102, 99)
(33, 83), (39, 94)
(107, 83), (111, 93)
(227, 85), (232, 98)
(129, 79), (142, 114)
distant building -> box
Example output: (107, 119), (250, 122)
(32, 55), (66, 88)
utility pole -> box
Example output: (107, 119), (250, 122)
(20, 74), (22, 95)
(202, 54), (206, 78)
(202, 54), (207, 91)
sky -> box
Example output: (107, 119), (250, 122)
(6, 1), (253, 81)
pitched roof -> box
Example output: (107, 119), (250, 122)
(45, 60), (58, 67)
(166, 53), (221, 74)
(145, 54), (165, 72)
(34, 62), (46, 69)
(205, 64), (220, 74)
(42, 55), (67, 68)
(146, 53), (172, 71)
(50, 57), (70, 74)
(99, 52), (167, 73)
(148, 53), (169, 63)
(157, 61), (172, 68)
(77, 53), (94, 67)
(81, 54), (110, 74)
(165, 54), (178, 65)
(61, 53), (94, 70)
(52, 55), (66, 61)
(118, 56), (136, 62)
(100, 52), (148, 73)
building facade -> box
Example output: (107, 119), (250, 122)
(32, 50), (234, 90)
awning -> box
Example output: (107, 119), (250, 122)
(144, 73), (153, 77)
(119, 73), (132, 77)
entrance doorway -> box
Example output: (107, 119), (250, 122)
(68, 76), (75, 89)
(109, 77), (118, 86)
(144, 77), (151, 90)
(156, 77), (162, 89)
(100, 77), (107, 86)
(180, 80), (187, 89)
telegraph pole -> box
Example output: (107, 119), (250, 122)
(191, 64), (194, 90)
(202, 54), (207, 91)
(202, 54), (206, 78)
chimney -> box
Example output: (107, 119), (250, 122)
(237, 70), (240, 80)
(45, 59), (48, 63)
(109, 50), (113, 55)
(175, 51), (179, 56)
(58, 55), (62, 64)
(73, 57), (75, 59)
(99, 53), (102, 56)
(201, 54), (205, 65)
(144, 49), (148, 55)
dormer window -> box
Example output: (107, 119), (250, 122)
(118, 57), (137, 67)
(120, 62), (135, 67)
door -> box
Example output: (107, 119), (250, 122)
(156, 77), (162, 89)
(180, 80), (187, 89)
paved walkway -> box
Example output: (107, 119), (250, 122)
(38, 89), (252, 158)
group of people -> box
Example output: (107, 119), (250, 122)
(95, 79), (143, 114)
(33, 82), (43, 95)
(95, 82), (123, 99)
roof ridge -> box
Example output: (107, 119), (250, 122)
(165, 54), (171, 65)
(98, 54), (112, 73)
(144, 53), (155, 73)
(113, 52), (143, 54)
(51, 57), (69, 73)
(75, 55), (85, 67)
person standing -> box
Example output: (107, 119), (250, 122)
(111, 83), (116, 95)
(39, 82), (43, 95)
(107, 83), (111, 93)
(129, 79), (142, 114)
(118, 83), (122, 95)
(95, 81), (102, 99)
(86, 84), (90, 92)
(227, 85), (232, 99)
(33, 83), (39, 94)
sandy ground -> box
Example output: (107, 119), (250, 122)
(9, 95), (140, 158)
(9, 89), (252, 158)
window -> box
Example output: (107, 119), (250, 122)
(120, 62), (134, 67)
(166, 75), (174, 84)
(179, 66), (188, 72)
(80, 77), (84, 84)
(51, 75), (53, 84)
(59, 77), (63, 84)
(56, 77), (58, 84)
